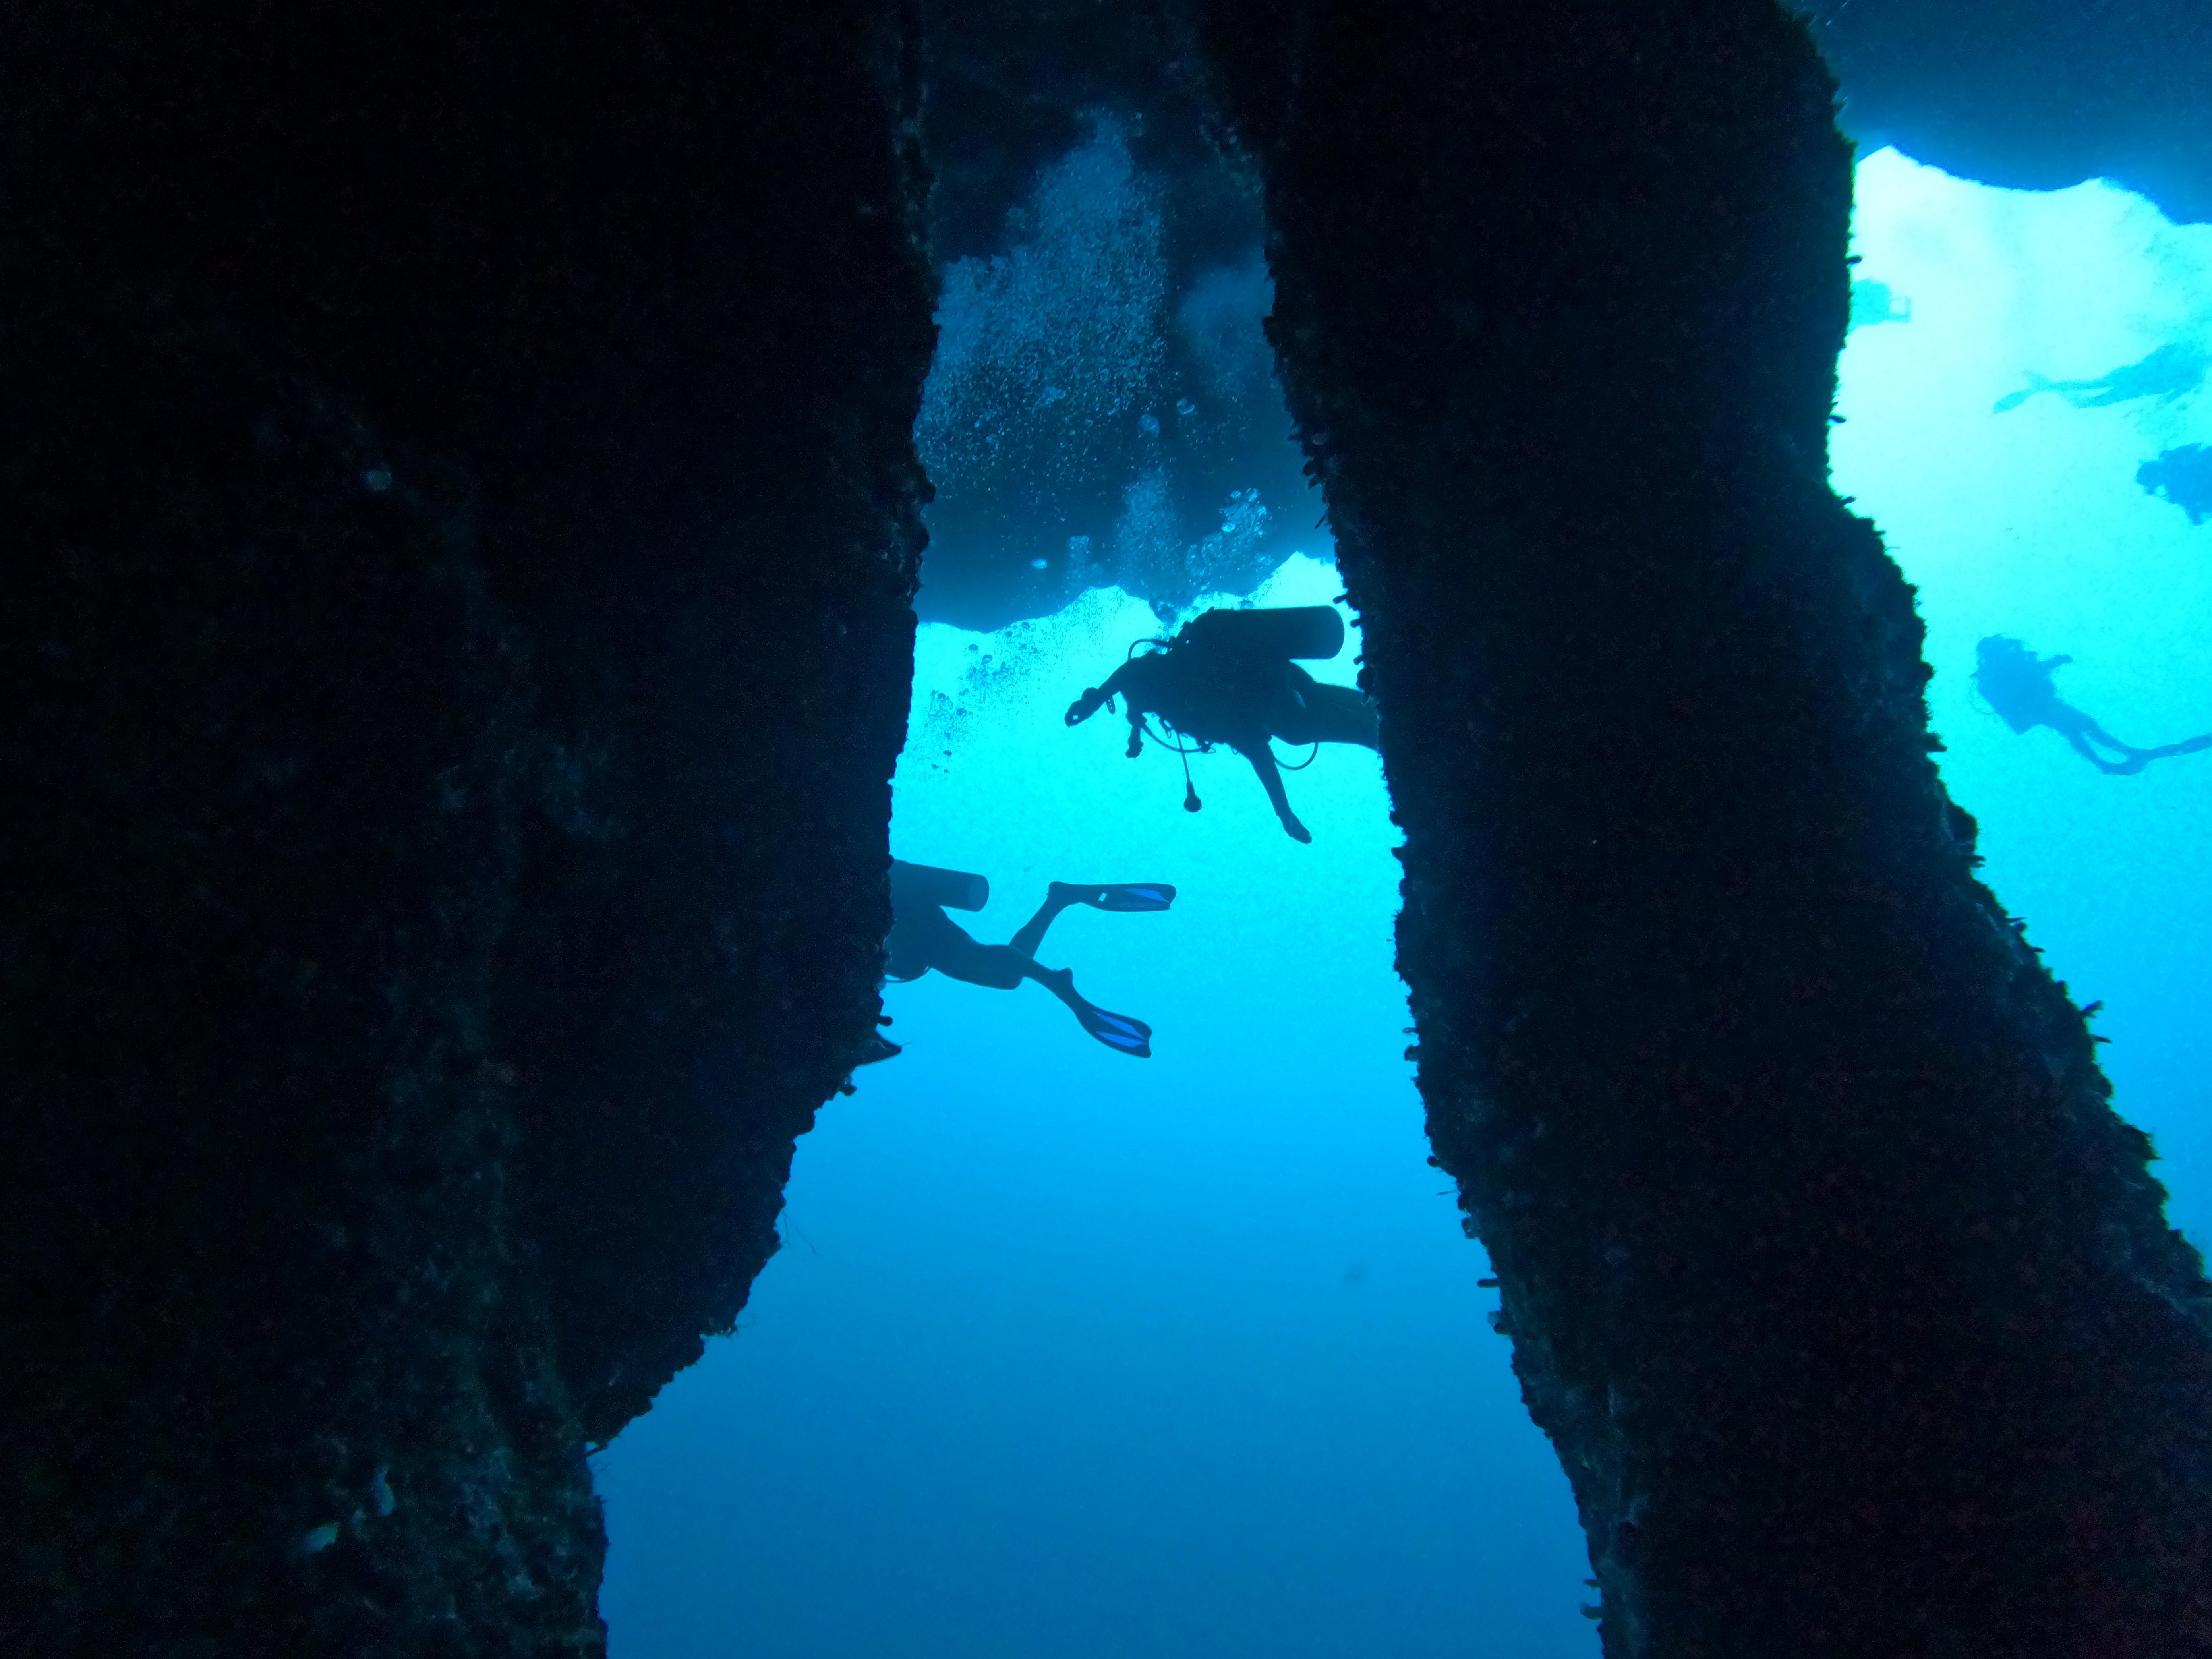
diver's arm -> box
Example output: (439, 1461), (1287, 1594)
(1065, 659), (1139, 727)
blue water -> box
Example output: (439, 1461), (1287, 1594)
(596, 151), (2211, 1657)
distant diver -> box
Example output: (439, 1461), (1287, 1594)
(1972, 636), (2212, 775)
(1063, 604), (1377, 843)
(1992, 340), (2208, 413)
(883, 860), (1173, 1058)
(2138, 443), (2212, 526)
(1847, 279), (1912, 332)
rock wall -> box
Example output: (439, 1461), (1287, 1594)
(1797, 0), (2212, 225)
(1, 2), (932, 1651)
(1196, 0), (2212, 1651)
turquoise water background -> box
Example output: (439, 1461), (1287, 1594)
(596, 151), (2211, 1657)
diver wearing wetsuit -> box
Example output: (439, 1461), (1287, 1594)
(884, 861), (1172, 1058)
(1064, 605), (1378, 843)
(1973, 635), (2212, 775)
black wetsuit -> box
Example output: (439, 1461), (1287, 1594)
(1065, 607), (1378, 842)
(1973, 636), (2212, 775)
(883, 862), (1166, 1057)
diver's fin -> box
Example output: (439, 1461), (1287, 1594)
(1057, 882), (1176, 912)
(1035, 964), (1154, 1056)
(2155, 733), (2212, 758)
(853, 1031), (902, 1067)
(1992, 372), (2048, 414)
(1073, 1000), (1153, 1058)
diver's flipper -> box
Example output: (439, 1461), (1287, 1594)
(853, 1031), (902, 1067)
(1073, 1000), (1153, 1058)
(2143, 733), (2212, 761)
(1035, 965), (1154, 1056)
(1053, 881), (1176, 912)
(1992, 373), (2048, 414)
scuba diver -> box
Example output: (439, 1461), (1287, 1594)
(1063, 604), (1378, 843)
(882, 860), (1173, 1058)
(1992, 340), (2208, 413)
(2138, 443), (2212, 526)
(1972, 636), (2212, 775)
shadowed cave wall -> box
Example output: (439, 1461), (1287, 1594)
(8, 0), (2212, 1655)
(1796, 0), (2212, 227)
(2, 2), (932, 1650)
(1193, 0), (2212, 1652)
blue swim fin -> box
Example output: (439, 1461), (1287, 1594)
(1992, 372), (2049, 414)
(1057, 882), (1176, 912)
(1035, 962), (1155, 1056)
(1075, 1001), (1153, 1058)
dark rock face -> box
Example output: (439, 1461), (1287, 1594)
(1197, 1), (2212, 1652)
(2, 2), (932, 1650)
(5, 306), (607, 1657)
(1798, 0), (2212, 224)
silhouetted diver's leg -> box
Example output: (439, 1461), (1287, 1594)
(909, 908), (1150, 1048)
(1008, 882), (1176, 958)
(2048, 707), (2148, 773)
(2070, 705), (2212, 769)
(1034, 966), (1153, 1058)
(1236, 739), (1311, 842)
(1278, 681), (1379, 748)
(2054, 706), (2212, 774)
(2060, 726), (2144, 775)
(2119, 733), (2212, 768)
(900, 905), (1153, 1055)
(913, 912), (1032, 990)
(1009, 889), (1082, 958)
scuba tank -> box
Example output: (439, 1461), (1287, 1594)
(1970, 637), (2056, 735)
(889, 860), (989, 913)
(1174, 604), (1345, 661)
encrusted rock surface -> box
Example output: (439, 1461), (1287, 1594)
(1197, 1), (2212, 1651)
(1798, 0), (2212, 225)
(2, 2), (932, 1650)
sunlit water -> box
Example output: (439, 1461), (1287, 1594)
(597, 149), (2211, 1657)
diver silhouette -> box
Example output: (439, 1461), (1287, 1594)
(1972, 636), (2212, 775)
(1063, 605), (1377, 843)
(883, 860), (1172, 1057)
(2139, 443), (2212, 527)
(1992, 340), (2208, 413)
